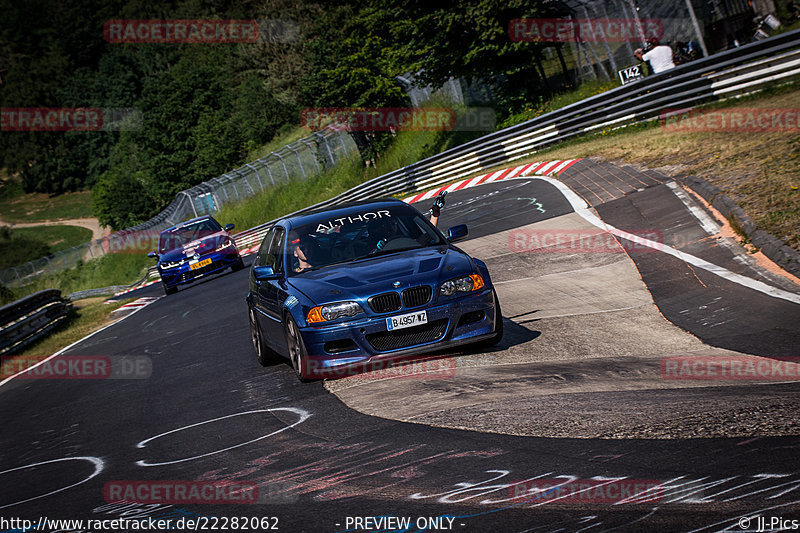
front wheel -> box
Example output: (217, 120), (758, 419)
(250, 306), (278, 366)
(285, 315), (314, 382)
(163, 282), (177, 295)
(231, 257), (245, 272)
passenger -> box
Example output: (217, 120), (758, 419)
(429, 191), (446, 227)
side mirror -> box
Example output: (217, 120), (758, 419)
(447, 224), (468, 242)
(147, 251), (158, 259)
(253, 265), (279, 281)
(225, 223), (235, 231)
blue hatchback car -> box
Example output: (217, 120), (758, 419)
(148, 215), (244, 295)
(245, 198), (502, 381)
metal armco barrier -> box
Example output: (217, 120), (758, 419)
(231, 30), (800, 253)
(0, 290), (72, 355)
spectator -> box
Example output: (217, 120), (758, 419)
(634, 38), (676, 74)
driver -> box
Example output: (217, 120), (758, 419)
(289, 232), (318, 272)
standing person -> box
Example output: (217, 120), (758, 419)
(634, 38), (676, 74)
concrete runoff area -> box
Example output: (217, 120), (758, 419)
(326, 205), (800, 439)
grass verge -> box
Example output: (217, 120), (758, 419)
(218, 111), (486, 231)
(3, 253), (152, 305)
(0, 187), (94, 223)
(503, 83), (800, 251)
(8, 225), (93, 254)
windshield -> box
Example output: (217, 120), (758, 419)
(159, 219), (222, 253)
(287, 206), (445, 275)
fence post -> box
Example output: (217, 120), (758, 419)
(298, 138), (322, 173)
(312, 132), (335, 165)
(285, 144), (306, 179)
(271, 151), (290, 180)
(245, 163), (264, 190)
(256, 158), (276, 186)
(178, 191), (199, 218)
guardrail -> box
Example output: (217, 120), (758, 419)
(0, 290), (72, 355)
(231, 30), (800, 253)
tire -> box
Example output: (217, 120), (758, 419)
(232, 257), (245, 272)
(163, 282), (177, 295)
(285, 315), (314, 382)
(249, 306), (278, 366)
(474, 289), (503, 349)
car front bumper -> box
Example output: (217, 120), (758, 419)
(297, 288), (498, 378)
(160, 250), (241, 288)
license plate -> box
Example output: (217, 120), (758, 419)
(387, 310), (427, 331)
(189, 258), (212, 270)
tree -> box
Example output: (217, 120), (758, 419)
(300, 3), (410, 163)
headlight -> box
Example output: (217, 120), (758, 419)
(217, 239), (235, 250)
(160, 259), (185, 269)
(440, 274), (485, 296)
(307, 301), (363, 323)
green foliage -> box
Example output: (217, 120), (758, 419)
(9, 225), (93, 254)
(0, 226), (52, 269)
(1, 0), (583, 231)
(0, 282), (15, 306)
(499, 80), (620, 129)
(216, 111), (485, 232)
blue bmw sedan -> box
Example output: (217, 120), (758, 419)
(246, 198), (502, 381)
(148, 215), (244, 295)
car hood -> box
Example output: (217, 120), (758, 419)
(287, 246), (475, 304)
(159, 231), (229, 261)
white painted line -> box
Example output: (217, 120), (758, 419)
(665, 181), (720, 235)
(528, 176), (800, 306)
(0, 296), (160, 390)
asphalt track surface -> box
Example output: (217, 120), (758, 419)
(1, 163), (799, 532)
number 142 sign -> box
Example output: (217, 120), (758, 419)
(618, 65), (644, 85)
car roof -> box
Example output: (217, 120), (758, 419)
(160, 215), (219, 234)
(281, 198), (415, 230)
